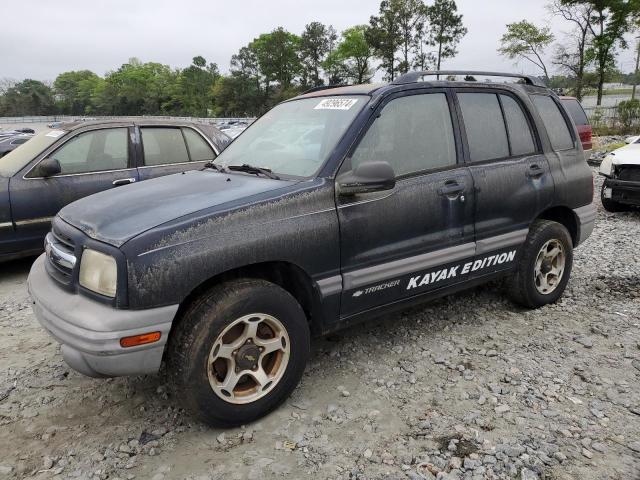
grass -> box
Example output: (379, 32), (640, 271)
(592, 139), (626, 153)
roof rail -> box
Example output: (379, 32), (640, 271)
(302, 84), (350, 95)
(392, 71), (547, 88)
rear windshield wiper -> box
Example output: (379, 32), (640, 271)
(227, 164), (280, 180)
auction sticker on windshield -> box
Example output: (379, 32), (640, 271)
(314, 98), (359, 110)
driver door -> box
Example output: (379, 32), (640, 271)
(9, 126), (138, 252)
(336, 90), (476, 318)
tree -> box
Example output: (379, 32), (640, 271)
(175, 56), (220, 116)
(367, 0), (402, 81)
(324, 26), (345, 84)
(328, 26), (376, 84)
(498, 20), (555, 79)
(393, 0), (427, 74)
(53, 70), (102, 114)
(0, 79), (55, 116)
(97, 58), (178, 115)
(563, 0), (633, 105)
(426, 0), (467, 70)
(300, 22), (332, 87)
(251, 28), (302, 91)
(549, 0), (594, 100)
(212, 72), (263, 116)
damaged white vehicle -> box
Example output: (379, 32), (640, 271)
(599, 135), (640, 211)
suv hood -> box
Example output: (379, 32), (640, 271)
(59, 170), (295, 247)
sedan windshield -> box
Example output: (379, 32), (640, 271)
(0, 130), (66, 177)
(215, 96), (367, 177)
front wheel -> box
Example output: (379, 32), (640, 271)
(506, 220), (573, 309)
(167, 279), (310, 427)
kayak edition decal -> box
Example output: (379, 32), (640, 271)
(407, 250), (517, 291)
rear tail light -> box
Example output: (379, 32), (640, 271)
(580, 127), (593, 150)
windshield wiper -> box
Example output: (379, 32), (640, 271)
(202, 161), (227, 172)
(227, 164), (280, 180)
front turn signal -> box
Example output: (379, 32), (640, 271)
(120, 332), (161, 348)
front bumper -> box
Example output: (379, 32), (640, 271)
(28, 255), (179, 378)
(573, 203), (596, 247)
(603, 178), (640, 207)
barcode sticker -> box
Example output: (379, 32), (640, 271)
(314, 98), (359, 110)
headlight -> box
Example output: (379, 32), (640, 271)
(79, 249), (117, 297)
(599, 155), (614, 177)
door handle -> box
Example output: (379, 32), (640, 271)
(526, 165), (545, 178)
(438, 181), (465, 197)
(112, 177), (136, 187)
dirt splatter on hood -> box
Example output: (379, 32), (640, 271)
(58, 170), (294, 247)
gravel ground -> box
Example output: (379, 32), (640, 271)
(0, 168), (639, 480)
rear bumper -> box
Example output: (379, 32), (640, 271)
(573, 203), (596, 247)
(603, 178), (640, 207)
(28, 255), (179, 378)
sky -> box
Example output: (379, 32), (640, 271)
(1, 0), (637, 82)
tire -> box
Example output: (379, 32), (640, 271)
(600, 184), (629, 212)
(167, 278), (310, 427)
(506, 220), (573, 309)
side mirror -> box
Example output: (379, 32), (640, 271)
(34, 158), (62, 177)
(338, 160), (396, 196)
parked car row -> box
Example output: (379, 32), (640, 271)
(25, 71), (596, 427)
(0, 133), (33, 158)
(0, 119), (231, 260)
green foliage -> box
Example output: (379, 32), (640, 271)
(561, 0), (635, 105)
(498, 20), (555, 78)
(299, 22), (333, 88)
(617, 98), (640, 129)
(53, 70), (102, 115)
(0, 79), (55, 116)
(426, 0), (467, 70)
(251, 28), (302, 90)
(0, 0), (472, 117)
(325, 26), (376, 84)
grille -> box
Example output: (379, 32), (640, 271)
(617, 165), (640, 182)
(45, 228), (76, 282)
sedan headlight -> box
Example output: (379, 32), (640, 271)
(79, 249), (117, 297)
(599, 154), (614, 177)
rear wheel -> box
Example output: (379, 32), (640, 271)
(601, 184), (629, 212)
(506, 220), (573, 308)
(167, 279), (310, 427)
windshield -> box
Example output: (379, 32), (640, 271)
(0, 129), (66, 177)
(215, 96), (367, 177)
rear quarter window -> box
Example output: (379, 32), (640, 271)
(532, 96), (575, 151)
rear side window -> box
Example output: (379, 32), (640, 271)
(532, 96), (574, 151)
(350, 93), (457, 177)
(561, 98), (589, 126)
(182, 128), (215, 162)
(458, 93), (509, 161)
(500, 95), (536, 156)
(141, 128), (190, 166)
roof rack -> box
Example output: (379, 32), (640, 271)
(302, 84), (350, 95)
(392, 71), (547, 88)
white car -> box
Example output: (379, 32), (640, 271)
(599, 135), (640, 211)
